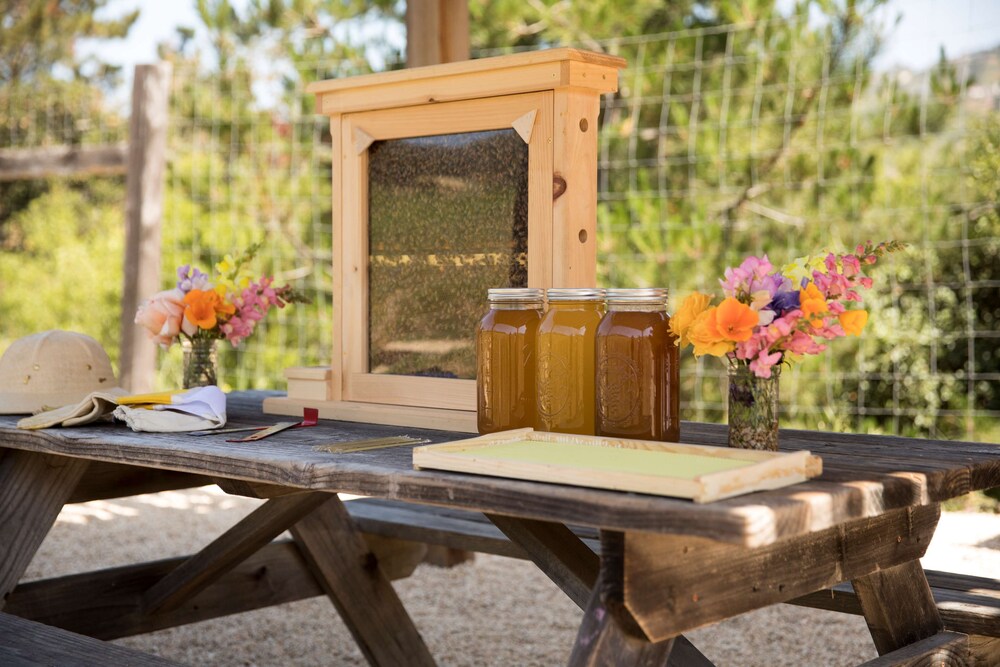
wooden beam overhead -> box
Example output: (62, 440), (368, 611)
(406, 0), (470, 67)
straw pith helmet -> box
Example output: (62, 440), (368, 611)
(0, 330), (117, 414)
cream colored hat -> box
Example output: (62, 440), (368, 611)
(0, 330), (117, 414)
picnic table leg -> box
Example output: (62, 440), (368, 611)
(486, 517), (713, 667)
(290, 494), (436, 667)
(569, 531), (676, 667)
(0, 450), (89, 611)
(852, 558), (945, 655)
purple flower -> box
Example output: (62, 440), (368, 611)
(769, 290), (800, 315)
(176, 265), (210, 293)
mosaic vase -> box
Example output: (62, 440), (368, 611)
(727, 364), (780, 451)
(182, 337), (218, 388)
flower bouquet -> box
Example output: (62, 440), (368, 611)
(135, 242), (308, 387)
(669, 240), (905, 450)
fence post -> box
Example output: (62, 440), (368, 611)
(119, 62), (171, 393)
(405, 0), (469, 67)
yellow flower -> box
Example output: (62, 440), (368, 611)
(687, 307), (736, 357)
(782, 254), (827, 283)
(215, 254), (237, 276)
(670, 291), (713, 347)
(838, 310), (868, 336)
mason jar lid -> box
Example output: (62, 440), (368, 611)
(487, 287), (545, 302)
(546, 287), (606, 301)
(604, 287), (668, 304)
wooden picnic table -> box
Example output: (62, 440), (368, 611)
(1, 390), (998, 665)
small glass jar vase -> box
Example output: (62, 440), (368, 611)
(182, 337), (219, 388)
(727, 364), (780, 451)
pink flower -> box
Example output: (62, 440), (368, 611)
(736, 333), (766, 360)
(824, 253), (839, 273)
(749, 349), (783, 378)
(859, 276), (873, 289)
(841, 254), (861, 278)
(786, 331), (823, 355)
(827, 301), (846, 314)
(135, 288), (192, 347)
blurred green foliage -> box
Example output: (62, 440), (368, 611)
(0, 0), (997, 444)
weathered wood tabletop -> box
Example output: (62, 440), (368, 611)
(1, 390), (998, 666)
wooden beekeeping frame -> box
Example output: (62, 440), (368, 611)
(414, 429), (823, 503)
(263, 48), (626, 430)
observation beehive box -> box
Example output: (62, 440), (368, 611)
(263, 48), (626, 430)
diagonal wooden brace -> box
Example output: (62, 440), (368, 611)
(291, 495), (435, 667)
(141, 491), (330, 614)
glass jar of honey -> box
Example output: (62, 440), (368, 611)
(596, 288), (679, 442)
(476, 288), (545, 434)
(535, 288), (606, 435)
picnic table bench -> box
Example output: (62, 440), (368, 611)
(2, 390), (999, 665)
(0, 611), (181, 666)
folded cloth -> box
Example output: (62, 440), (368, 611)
(113, 386), (227, 433)
(17, 386), (227, 433)
(16, 388), (128, 429)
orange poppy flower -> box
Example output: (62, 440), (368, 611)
(183, 289), (233, 330)
(714, 297), (759, 342)
(838, 310), (868, 336)
(688, 308), (736, 357)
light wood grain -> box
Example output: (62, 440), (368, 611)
(336, 91), (550, 413)
(119, 62), (171, 393)
(262, 395), (478, 431)
(308, 48), (625, 115)
(328, 115), (345, 403)
(527, 91), (555, 288)
(552, 87), (600, 287)
(404, 0), (468, 67)
(279, 49), (623, 421)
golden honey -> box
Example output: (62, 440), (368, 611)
(596, 288), (679, 441)
(476, 288), (544, 434)
(535, 288), (605, 434)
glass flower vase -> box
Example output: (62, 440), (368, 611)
(727, 364), (780, 451)
(182, 337), (219, 388)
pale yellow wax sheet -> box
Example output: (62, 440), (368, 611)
(463, 440), (755, 480)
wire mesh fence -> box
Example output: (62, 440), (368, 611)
(1, 3), (997, 442)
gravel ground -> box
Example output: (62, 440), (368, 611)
(22, 487), (1000, 666)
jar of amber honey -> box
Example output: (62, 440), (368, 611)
(535, 288), (605, 435)
(476, 288), (545, 434)
(596, 288), (679, 442)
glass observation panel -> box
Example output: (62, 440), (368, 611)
(367, 129), (529, 379)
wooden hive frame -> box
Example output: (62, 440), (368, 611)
(264, 48), (626, 430)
